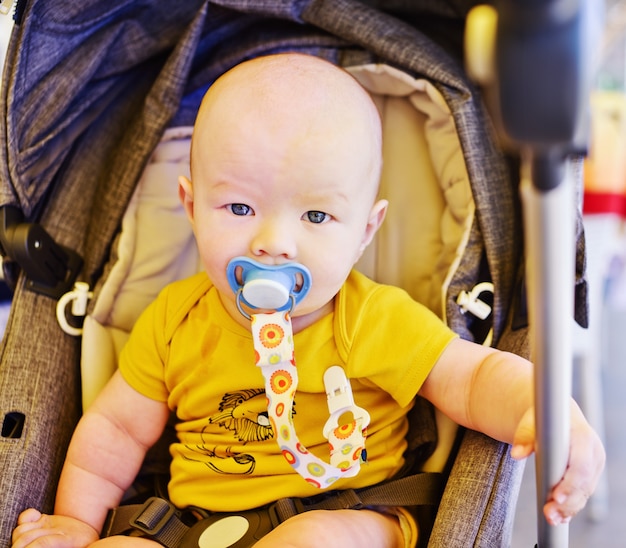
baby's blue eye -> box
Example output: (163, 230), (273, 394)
(229, 204), (253, 216)
(305, 211), (329, 224)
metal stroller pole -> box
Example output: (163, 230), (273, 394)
(466, 1), (598, 546)
(494, 2), (595, 546)
(520, 152), (575, 548)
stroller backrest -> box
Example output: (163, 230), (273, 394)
(0, 1), (588, 546)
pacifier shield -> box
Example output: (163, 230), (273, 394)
(226, 257), (312, 313)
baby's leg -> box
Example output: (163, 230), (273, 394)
(92, 537), (161, 547)
(254, 509), (407, 548)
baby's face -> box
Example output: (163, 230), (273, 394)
(180, 54), (386, 327)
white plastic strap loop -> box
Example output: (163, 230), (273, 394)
(456, 282), (494, 320)
(56, 282), (93, 336)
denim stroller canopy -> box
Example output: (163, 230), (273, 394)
(0, 1), (588, 546)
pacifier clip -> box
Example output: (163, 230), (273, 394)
(227, 257), (369, 488)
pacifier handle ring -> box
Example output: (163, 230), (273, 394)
(236, 289), (296, 320)
(236, 289), (252, 320)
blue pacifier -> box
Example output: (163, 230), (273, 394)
(226, 257), (312, 317)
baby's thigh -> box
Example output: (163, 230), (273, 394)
(254, 509), (405, 548)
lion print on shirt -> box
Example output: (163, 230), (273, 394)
(183, 388), (295, 475)
(209, 389), (273, 442)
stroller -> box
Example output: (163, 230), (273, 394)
(0, 1), (590, 546)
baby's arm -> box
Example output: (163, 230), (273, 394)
(12, 371), (170, 548)
(420, 338), (534, 443)
(420, 338), (605, 526)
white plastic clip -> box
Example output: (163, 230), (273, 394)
(456, 282), (494, 320)
(56, 282), (93, 336)
(322, 366), (370, 439)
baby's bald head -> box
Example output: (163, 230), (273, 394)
(191, 53), (382, 201)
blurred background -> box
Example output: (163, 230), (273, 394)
(1, 2), (626, 546)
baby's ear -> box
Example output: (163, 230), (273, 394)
(359, 199), (388, 255)
(178, 175), (195, 222)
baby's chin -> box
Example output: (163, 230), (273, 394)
(289, 299), (335, 328)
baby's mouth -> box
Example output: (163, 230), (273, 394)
(294, 272), (304, 294)
(234, 265), (245, 286)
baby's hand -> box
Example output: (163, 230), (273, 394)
(12, 508), (99, 548)
(511, 404), (606, 526)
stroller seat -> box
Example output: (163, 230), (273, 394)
(0, 1), (588, 546)
(81, 61), (474, 454)
(75, 57), (506, 544)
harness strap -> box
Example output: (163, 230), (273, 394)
(102, 472), (445, 546)
(272, 472), (445, 521)
(102, 497), (187, 543)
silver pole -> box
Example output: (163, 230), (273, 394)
(520, 153), (575, 547)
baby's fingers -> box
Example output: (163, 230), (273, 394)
(12, 511), (88, 548)
(511, 407), (535, 460)
(544, 414), (606, 525)
(12, 510), (51, 548)
(544, 484), (590, 526)
(17, 509), (43, 526)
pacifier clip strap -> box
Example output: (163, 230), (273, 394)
(251, 311), (368, 489)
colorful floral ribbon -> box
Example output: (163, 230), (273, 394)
(251, 311), (369, 488)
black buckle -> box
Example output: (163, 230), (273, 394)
(0, 206), (83, 299)
(130, 497), (178, 536)
(331, 489), (364, 510)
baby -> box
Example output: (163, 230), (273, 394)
(12, 53), (604, 548)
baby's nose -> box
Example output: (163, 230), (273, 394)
(251, 220), (297, 260)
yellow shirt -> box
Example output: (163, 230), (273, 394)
(119, 270), (456, 511)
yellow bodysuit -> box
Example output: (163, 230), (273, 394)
(119, 269), (457, 512)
